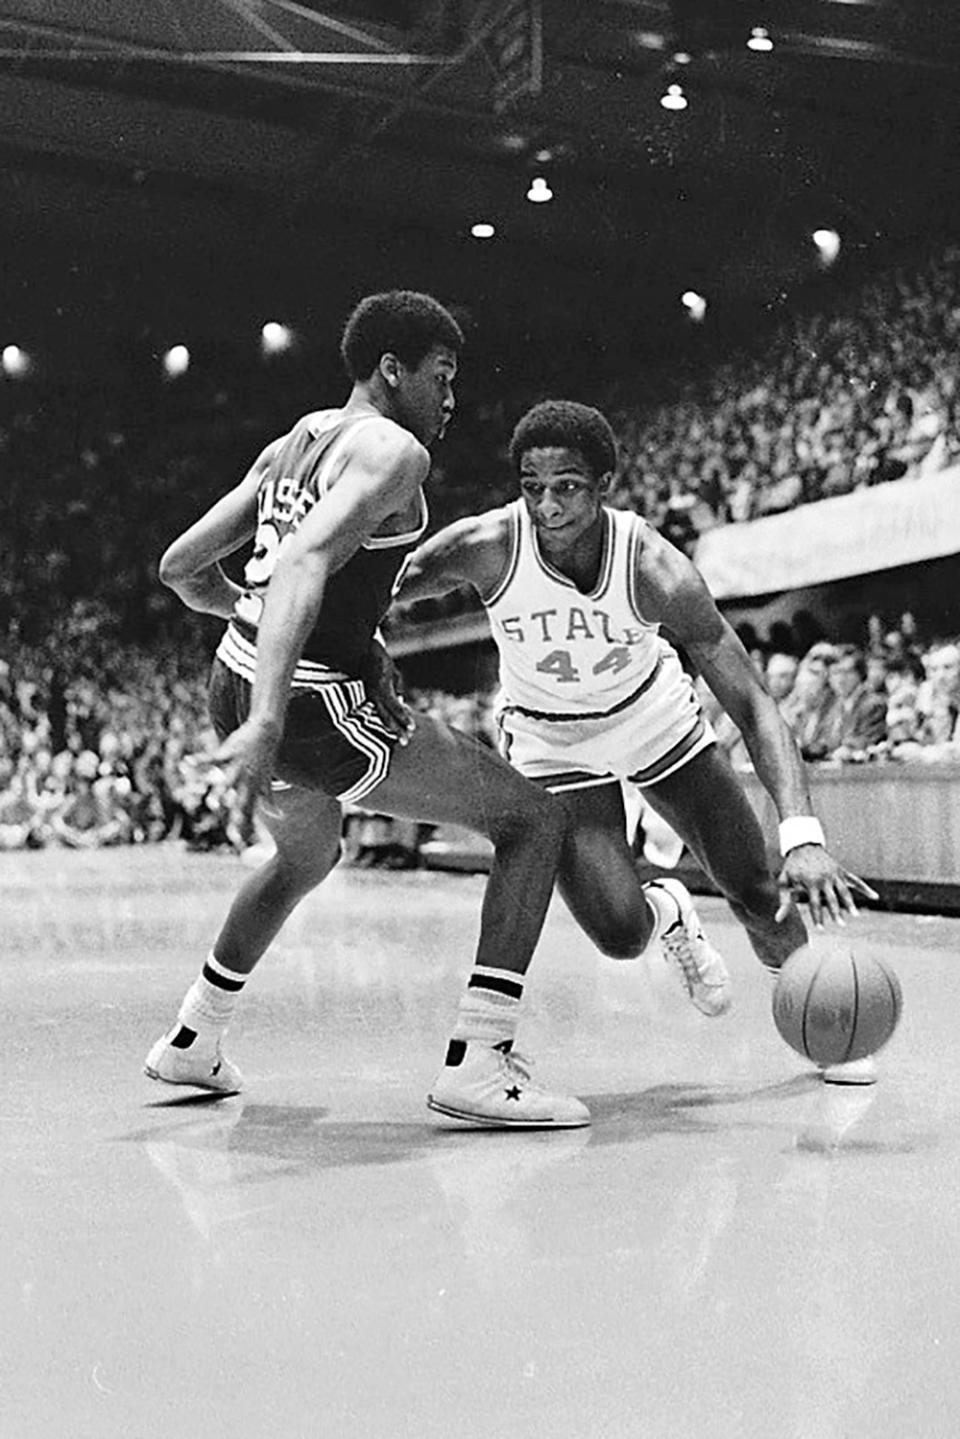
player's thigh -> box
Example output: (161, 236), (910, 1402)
(369, 712), (560, 840)
(556, 784), (650, 950)
(644, 745), (771, 895)
(262, 782), (344, 882)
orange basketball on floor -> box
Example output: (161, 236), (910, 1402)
(772, 944), (902, 1066)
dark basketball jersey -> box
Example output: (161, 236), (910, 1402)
(227, 408), (427, 679)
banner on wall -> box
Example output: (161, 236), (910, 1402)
(693, 464), (960, 600)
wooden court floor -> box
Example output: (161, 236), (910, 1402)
(2, 844), (959, 1439)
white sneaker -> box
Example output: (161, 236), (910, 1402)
(820, 1055), (878, 1086)
(427, 1041), (590, 1129)
(144, 1029), (244, 1094)
(647, 877), (732, 1017)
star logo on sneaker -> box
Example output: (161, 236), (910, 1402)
(211, 1061), (221, 1076)
(504, 1085), (522, 1101)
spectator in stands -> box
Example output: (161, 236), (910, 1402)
(779, 642), (838, 761)
(883, 660), (923, 749)
(48, 749), (131, 849)
(0, 757), (44, 849)
(764, 652), (799, 709)
(817, 644), (889, 761)
(912, 639), (960, 747)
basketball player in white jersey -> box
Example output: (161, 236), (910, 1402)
(143, 294), (590, 1128)
(395, 400), (879, 1084)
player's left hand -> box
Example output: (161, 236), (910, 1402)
(361, 638), (415, 745)
(209, 715), (282, 846)
(776, 843), (879, 929)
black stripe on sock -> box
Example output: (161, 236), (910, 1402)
(170, 1026), (197, 1049)
(202, 961), (246, 993)
(467, 973), (524, 1001)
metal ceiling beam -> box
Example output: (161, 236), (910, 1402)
(256, 0), (401, 51)
(0, 13), (446, 67)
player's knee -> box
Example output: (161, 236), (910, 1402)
(490, 788), (564, 857)
(593, 919), (648, 961)
(271, 836), (340, 895)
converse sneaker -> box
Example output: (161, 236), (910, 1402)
(820, 1055), (878, 1086)
(647, 877), (732, 1017)
(144, 1028), (244, 1095)
(427, 1040), (590, 1129)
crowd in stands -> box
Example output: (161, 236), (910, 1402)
(610, 246), (960, 537)
(3, 597), (960, 860)
(0, 603), (238, 853)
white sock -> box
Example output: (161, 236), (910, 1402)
(175, 952), (246, 1038)
(450, 965), (523, 1047)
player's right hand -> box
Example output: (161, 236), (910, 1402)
(360, 637), (415, 745)
(210, 716), (282, 846)
(776, 843), (879, 929)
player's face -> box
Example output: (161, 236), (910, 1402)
(517, 446), (607, 554)
(393, 345), (457, 446)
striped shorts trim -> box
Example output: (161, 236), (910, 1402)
(209, 650), (398, 805)
(217, 622), (349, 687)
(529, 719), (713, 795)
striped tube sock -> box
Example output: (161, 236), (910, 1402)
(447, 965), (524, 1058)
(170, 952), (247, 1048)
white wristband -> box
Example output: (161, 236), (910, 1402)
(779, 816), (826, 856)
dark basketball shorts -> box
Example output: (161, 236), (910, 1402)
(208, 657), (400, 804)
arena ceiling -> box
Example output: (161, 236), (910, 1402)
(1, 0), (959, 362)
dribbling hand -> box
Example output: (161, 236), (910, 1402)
(776, 843), (879, 929)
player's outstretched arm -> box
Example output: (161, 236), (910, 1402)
(159, 437), (283, 616)
(394, 512), (512, 606)
(645, 535), (877, 926)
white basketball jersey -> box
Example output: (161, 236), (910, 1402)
(484, 501), (667, 718)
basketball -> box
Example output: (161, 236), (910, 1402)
(772, 944), (902, 1066)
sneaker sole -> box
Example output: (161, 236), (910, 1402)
(820, 1071), (877, 1086)
(693, 993), (733, 1018)
(426, 1096), (591, 1129)
(143, 1063), (242, 1096)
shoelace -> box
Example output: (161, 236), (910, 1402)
(661, 920), (706, 990)
(496, 1047), (533, 1082)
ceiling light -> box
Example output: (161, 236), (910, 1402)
(261, 321), (293, 355)
(747, 26), (773, 52)
(681, 290), (707, 323)
(526, 176), (553, 203)
(813, 228), (841, 266)
(660, 84), (687, 111)
(2, 344), (31, 378)
(162, 344), (190, 379)
(672, 51), (692, 65)
(471, 222), (496, 239)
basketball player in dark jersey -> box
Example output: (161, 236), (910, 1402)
(144, 292), (587, 1128)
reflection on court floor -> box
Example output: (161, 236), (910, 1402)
(2, 847), (958, 1439)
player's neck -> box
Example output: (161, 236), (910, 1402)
(537, 516), (605, 591)
(343, 381), (390, 422)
